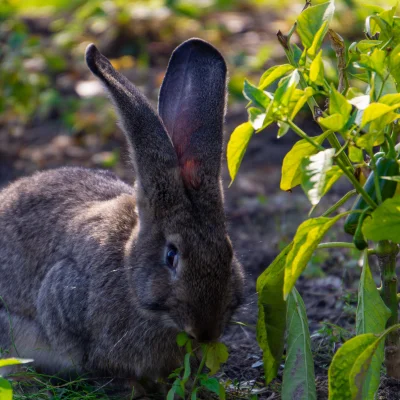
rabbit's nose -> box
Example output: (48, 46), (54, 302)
(185, 326), (221, 343)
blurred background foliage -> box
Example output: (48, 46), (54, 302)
(0, 0), (397, 148)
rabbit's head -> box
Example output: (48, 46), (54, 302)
(86, 39), (244, 343)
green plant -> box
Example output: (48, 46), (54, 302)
(167, 332), (229, 400)
(228, 1), (400, 398)
(0, 358), (33, 400)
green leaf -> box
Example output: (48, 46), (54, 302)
(274, 70), (300, 107)
(358, 49), (387, 77)
(329, 325), (400, 400)
(363, 197), (400, 243)
(355, 40), (382, 53)
(182, 353), (191, 382)
(330, 86), (352, 117)
(355, 251), (391, 399)
(348, 145), (364, 163)
(282, 288), (316, 400)
(297, 1), (335, 50)
(258, 64), (295, 90)
(318, 114), (346, 131)
(248, 107), (266, 131)
(329, 334), (378, 400)
(0, 378), (12, 400)
(389, 43), (400, 85)
(243, 80), (271, 109)
(290, 87), (315, 120)
(301, 149), (343, 205)
(308, 21), (329, 59)
(205, 342), (229, 375)
(257, 243), (293, 384)
(309, 50), (324, 86)
(361, 103), (400, 128)
(227, 122), (254, 183)
(200, 377), (220, 395)
(0, 358), (33, 369)
(280, 132), (330, 191)
(284, 216), (341, 298)
(176, 332), (189, 347)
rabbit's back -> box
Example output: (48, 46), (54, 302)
(0, 167), (137, 320)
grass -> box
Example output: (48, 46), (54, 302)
(10, 368), (135, 400)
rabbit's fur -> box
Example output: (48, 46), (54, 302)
(0, 39), (244, 381)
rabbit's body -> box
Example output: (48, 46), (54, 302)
(0, 168), (185, 377)
(0, 39), (244, 383)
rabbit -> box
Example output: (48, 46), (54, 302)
(0, 38), (244, 384)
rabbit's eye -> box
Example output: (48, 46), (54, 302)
(166, 246), (179, 269)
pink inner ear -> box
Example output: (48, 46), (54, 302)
(169, 110), (202, 189)
(181, 159), (201, 189)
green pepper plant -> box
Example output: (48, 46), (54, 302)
(228, 1), (400, 399)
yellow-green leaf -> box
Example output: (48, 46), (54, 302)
(301, 149), (343, 205)
(309, 50), (324, 86)
(227, 122), (254, 183)
(284, 216), (342, 298)
(258, 64), (294, 90)
(205, 342), (229, 375)
(318, 114), (346, 131)
(0, 378), (12, 400)
(0, 358), (33, 368)
(297, 1), (335, 50)
(361, 103), (400, 128)
(280, 131), (330, 191)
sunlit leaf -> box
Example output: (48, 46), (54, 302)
(348, 145), (364, 163)
(282, 288), (316, 400)
(0, 358), (33, 368)
(227, 122), (254, 183)
(0, 379), (12, 400)
(301, 149), (343, 205)
(243, 80), (271, 109)
(318, 114), (346, 131)
(280, 131), (330, 191)
(297, 1), (335, 50)
(258, 64), (295, 90)
(284, 216), (342, 298)
(248, 107), (266, 131)
(349, 95), (370, 110)
(257, 243), (293, 384)
(309, 50), (324, 86)
(358, 48), (387, 77)
(360, 103), (400, 128)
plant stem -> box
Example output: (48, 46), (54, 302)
(317, 242), (356, 249)
(321, 189), (357, 217)
(190, 346), (208, 399)
(286, 120), (325, 150)
(375, 240), (400, 379)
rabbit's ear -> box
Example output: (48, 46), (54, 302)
(158, 38), (227, 191)
(86, 44), (181, 211)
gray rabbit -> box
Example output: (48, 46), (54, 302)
(0, 38), (244, 384)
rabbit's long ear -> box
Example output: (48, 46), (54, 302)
(86, 44), (181, 211)
(158, 39), (227, 194)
